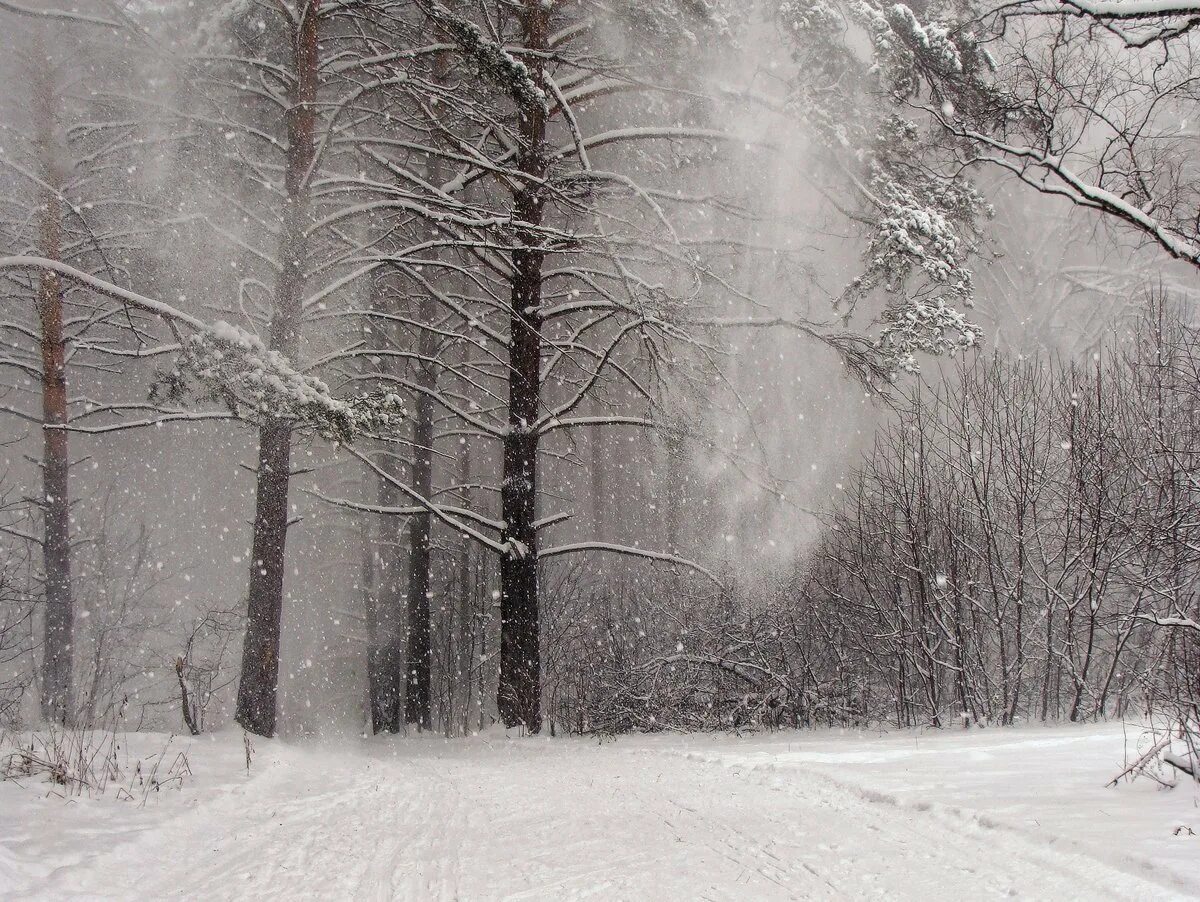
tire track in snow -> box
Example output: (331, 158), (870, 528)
(9, 733), (1193, 901)
(376, 758), (465, 901)
(646, 746), (1193, 901)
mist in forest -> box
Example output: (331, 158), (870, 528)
(0, 0), (1194, 743)
(6, 2), (1200, 897)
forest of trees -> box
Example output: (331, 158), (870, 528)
(579, 300), (1199, 736)
(0, 0), (1196, 759)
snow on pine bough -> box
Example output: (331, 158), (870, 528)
(159, 321), (406, 444)
(0, 255), (406, 444)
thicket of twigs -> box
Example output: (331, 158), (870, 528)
(541, 297), (1198, 760)
(4, 298), (1197, 759)
(0, 724), (191, 803)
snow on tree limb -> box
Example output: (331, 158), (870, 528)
(541, 542), (721, 585)
(780, 0), (987, 374)
(1011, 0), (1200, 18)
(348, 446), (508, 555)
(878, 298), (981, 375)
(416, 1), (547, 112)
(944, 125), (1200, 268)
(307, 486), (506, 534)
(0, 1), (118, 27)
(0, 256), (209, 329)
(161, 325), (405, 444)
(0, 257), (403, 442)
(807, 0), (1200, 280)
(1133, 613), (1200, 634)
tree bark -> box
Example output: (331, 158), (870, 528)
(591, 401), (606, 544)
(32, 53), (72, 727)
(372, 457), (405, 732)
(456, 436), (473, 737)
(175, 658), (201, 736)
(37, 182), (72, 726)
(497, 0), (548, 733)
(401, 42), (454, 732)
(404, 348), (435, 730)
(234, 0), (320, 737)
(367, 273), (405, 733)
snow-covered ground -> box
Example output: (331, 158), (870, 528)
(1, 722), (1196, 900)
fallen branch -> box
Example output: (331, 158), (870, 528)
(1108, 732), (1174, 787)
(1164, 751), (1197, 779)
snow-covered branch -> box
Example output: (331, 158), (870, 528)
(0, 1), (118, 27)
(541, 542), (721, 585)
(0, 257), (403, 442)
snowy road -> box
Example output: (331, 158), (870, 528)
(1, 725), (1196, 900)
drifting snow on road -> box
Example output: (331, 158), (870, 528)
(1, 723), (1196, 900)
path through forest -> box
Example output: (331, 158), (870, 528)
(1, 724), (1196, 900)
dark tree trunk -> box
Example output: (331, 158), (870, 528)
(404, 350), (435, 730)
(372, 459), (405, 733)
(402, 44), (453, 731)
(32, 55), (72, 727)
(175, 659), (201, 736)
(37, 187), (72, 726)
(237, 420), (293, 736)
(663, 438), (684, 555)
(590, 412), (606, 543)
(368, 275), (405, 733)
(497, 0), (549, 733)
(235, 0), (320, 737)
(359, 478), (384, 730)
(457, 436), (473, 737)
